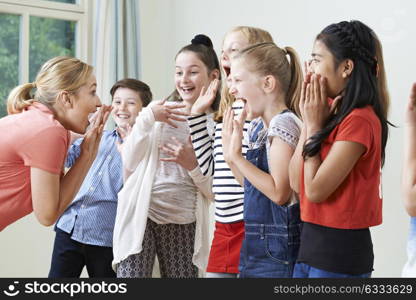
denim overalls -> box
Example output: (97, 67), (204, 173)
(239, 120), (302, 278)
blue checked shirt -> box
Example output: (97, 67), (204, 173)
(56, 130), (123, 247)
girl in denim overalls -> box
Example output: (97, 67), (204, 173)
(222, 42), (303, 278)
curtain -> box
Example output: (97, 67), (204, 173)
(93, 0), (141, 128)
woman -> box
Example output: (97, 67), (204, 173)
(0, 56), (111, 231)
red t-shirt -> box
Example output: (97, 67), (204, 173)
(0, 102), (69, 231)
(300, 106), (382, 229)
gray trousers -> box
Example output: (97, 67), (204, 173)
(116, 218), (198, 278)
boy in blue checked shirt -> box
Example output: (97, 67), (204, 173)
(48, 79), (152, 278)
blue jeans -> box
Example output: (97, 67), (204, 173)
(293, 262), (371, 278)
(49, 228), (116, 278)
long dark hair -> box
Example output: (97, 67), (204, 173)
(303, 20), (390, 166)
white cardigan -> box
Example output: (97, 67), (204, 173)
(112, 106), (213, 274)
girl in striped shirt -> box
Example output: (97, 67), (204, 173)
(188, 26), (274, 278)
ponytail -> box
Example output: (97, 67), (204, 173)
(215, 86), (235, 122)
(284, 46), (303, 116)
(236, 42), (303, 117)
(7, 56), (92, 115)
(7, 83), (36, 114)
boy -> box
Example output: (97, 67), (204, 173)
(49, 79), (152, 278)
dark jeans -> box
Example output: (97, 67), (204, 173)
(293, 263), (372, 278)
(48, 228), (116, 278)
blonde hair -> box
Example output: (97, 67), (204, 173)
(216, 26), (274, 122)
(7, 56), (93, 114)
(236, 42), (303, 116)
(230, 26), (274, 45)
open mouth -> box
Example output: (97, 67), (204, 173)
(116, 113), (131, 119)
(232, 98), (247, 108)
(236, 98), (247, 105)
(181, 87), (195, 94)
(223, 66), (231, 77)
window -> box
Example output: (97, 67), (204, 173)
(29, 17), (76, 81)
(0, 13), (19, 116)
(0, 0), (90, 117)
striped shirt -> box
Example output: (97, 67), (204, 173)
(188, 101), (250, 223)
(56, 130), (123, 247)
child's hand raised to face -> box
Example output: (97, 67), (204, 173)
(190, 79), (220, 116)
(222, 106), (246, 163)
(150, 99), (188, 128)
(301, 74), (341, 135)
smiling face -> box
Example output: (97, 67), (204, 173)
(229, 57), (265, 118)
(111, 87), (143, 127)
(221, 31), (249, 79)
(309, 40), (348, 98)
(175, 51), (213, 105)
(69, 74), (102, 134)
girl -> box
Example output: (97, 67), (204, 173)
(402, 83), (416, 277)
(188, 26), (274, 278)
(222, 42), (303, 278)
(112, 34), (219, 278)
(289, 20), (390, 278)
(0, 56), (110, 231)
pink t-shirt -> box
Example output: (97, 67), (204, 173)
(0, 102), (69, 231)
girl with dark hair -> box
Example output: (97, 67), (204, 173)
(289, 20), (390, 278)
(112, 35), (219, 278)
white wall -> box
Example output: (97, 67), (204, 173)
(1, 0), (414, 277)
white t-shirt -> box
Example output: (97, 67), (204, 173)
(247, 110), (301, 205)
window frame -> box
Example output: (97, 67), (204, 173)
(0, 0), (91, 84)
